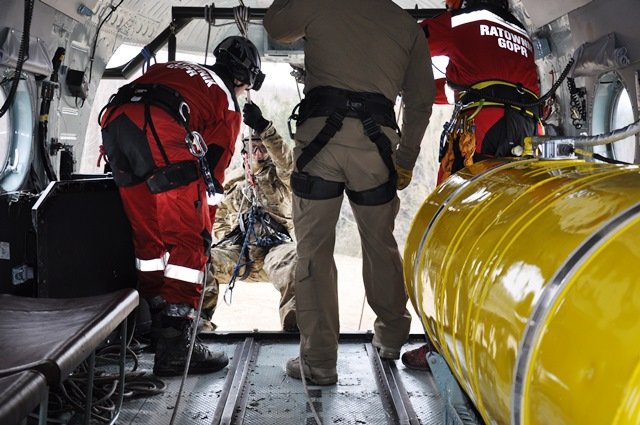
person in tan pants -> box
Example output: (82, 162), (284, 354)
(264, 0), (436, 385)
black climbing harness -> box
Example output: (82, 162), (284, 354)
(288, 86), (400, 206)
(99, 82), (223, 197)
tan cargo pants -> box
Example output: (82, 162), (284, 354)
(203, 242), (297, 328)
(292, 117), (412, 370)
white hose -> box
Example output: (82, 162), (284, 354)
(530, 118), (640, 148)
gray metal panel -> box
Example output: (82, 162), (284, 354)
(39, 0), (100, 21)
(116, 337), (448, 424)
(117, 342), (236, 425)
(519, 0), (592, 28)
(397, 343), (446, 425)
(242, 342), (391, 424)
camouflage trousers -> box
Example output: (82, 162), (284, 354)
(202, 242), (297, 329)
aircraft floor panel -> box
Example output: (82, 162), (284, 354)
(116, 335), (444, 424)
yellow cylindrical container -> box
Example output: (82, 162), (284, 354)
(404, 158), (640, 425)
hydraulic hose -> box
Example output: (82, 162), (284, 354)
(37, 48), (66, 184)
(526, 117), (640, 150)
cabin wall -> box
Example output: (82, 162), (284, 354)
(1, 1), (111, 184)
(570, 0), (640, 154)
(522, 0), (639, 161)
(569, 0), (640, 65)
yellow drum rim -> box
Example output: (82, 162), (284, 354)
(512, 201), (640, 424)
(411, 159), (538, 320)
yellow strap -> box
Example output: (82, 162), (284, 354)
(574, 148), (592, 158)
(462, 101), (536, 118)
(470, 80), (538, 99)
(466, 102), (484, 120)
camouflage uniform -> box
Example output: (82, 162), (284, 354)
(203, 124), (297, 330)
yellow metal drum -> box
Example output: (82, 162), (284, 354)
(404, 158), (640, 425)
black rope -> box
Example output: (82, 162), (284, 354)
(574, 149), (634, 165)
(88, 0), (125, 85)
(41, 334), (166, 423)
(0, 0), (34, 118)
(223, 204), (257, 304)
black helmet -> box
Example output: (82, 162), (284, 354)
(214, 36), (265, 91)
(464, 0), (509, 10)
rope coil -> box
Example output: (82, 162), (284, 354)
(233, 3), (250, 37)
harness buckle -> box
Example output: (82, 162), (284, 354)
(347, 99), (363, 110)
(346, 92), (366, 111)
(198, 157), (221, 199)
(325, 111), (344, 132)
(361, 116), (380, 138)
(131, 85), (149, 102)
(185, 131), (207, 158)
(287, 102), (301, 139)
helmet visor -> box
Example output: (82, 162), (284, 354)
(250, 69), (265, 91)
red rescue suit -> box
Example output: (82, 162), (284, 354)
(421, 5), (541, 183)
(100, 62), (241, 310)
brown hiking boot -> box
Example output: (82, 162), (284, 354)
(285, 357), (337, 385)
(371, 340), (401, 360)
(198, 308), (217, 334)
(400, 344), (431, 371)
(199, 318), (217, 333)
(153, 319), (228, 377)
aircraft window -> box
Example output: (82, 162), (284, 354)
(611, 86), (635, 162)
(0, 86), (10, 176)
(592, 72), (636, 163)
(0, 78), (33, 192)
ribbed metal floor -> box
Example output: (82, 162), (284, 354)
(118, 334), (444, 425)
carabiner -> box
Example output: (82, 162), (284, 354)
(178, 101), (190, 125)
(185, 131), (207, 158)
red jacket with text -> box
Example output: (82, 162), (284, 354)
(100, 62), (241, 310)
(421, 5), (541, 182)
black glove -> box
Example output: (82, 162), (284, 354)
(242, 102), (270, 133)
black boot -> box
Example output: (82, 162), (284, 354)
(134, 297), (153, 337)
(147, 311), (162, 352)
(144, 297), (167, 352)
(153, 317), (228, 377)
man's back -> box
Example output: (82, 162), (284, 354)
(266, 0), (424, 99)
(425, 4), (539, 95)
(133, 62), (239, 132)
(264, 0), (435, 171)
